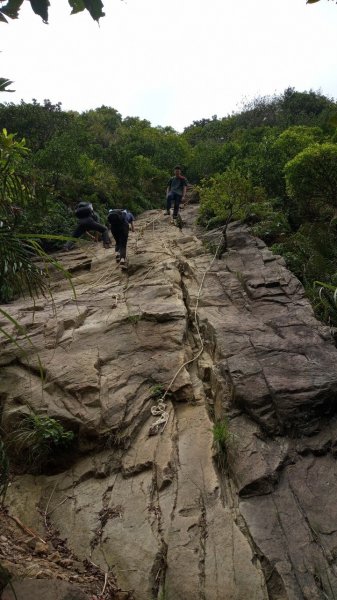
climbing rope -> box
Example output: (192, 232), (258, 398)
(149, 401), (169, 436)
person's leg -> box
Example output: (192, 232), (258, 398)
(87, 220), (111, 246)
(110, 226), (121, 258)
(172, 193), (181, 218)
(165, 192), (173, 214)
(119, 226), (129, 261)
(64, 223), (86, 250)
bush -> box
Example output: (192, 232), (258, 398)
(197, 168), (267, 228)
(285, 143), (337, 223)
(6, 412), (75, 472)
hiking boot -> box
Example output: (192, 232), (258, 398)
(115, 252), (121, 262)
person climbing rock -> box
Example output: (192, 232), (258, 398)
(165, 165), (188, 219)
(107, 208), (135, 268)
(64, 202), (111, 250)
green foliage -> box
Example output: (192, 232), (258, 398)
(126, 314), (142, 325)
(271, 223), (337, 326)
(0, 0), (105, 23)
(213, 418), (231, 448)
(0, 128), (75, 300)
(212, 418), (232, 472)
(250, 200), (291, 243)
(6, 412), (75, 472)
(197, 168), (266, 228)
(0, 129), (46, 301)
(150, 384), (165, 399)
(285, 143), (337, 222)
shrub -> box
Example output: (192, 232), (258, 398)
(197, 168), (267, 229)
(6, 412), (75, 472)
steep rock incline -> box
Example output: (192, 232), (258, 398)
(1, 206), (337, 599)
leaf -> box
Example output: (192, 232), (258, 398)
(0, 78), (15, 93)
(29, 0), (50, 23)
(68, 0), (85, 15)
(306, 0), (320, 3)
(0, 12), (8, 22)
(83, 0), (105, 21)
(1, 0), (24, 19)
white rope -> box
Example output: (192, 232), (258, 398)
(149, 401), (169, 436)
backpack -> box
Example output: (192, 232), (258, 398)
(108, 209), (126, 226)
(75, 202), (93, 219)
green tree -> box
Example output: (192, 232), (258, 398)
(0, 129), (49, 301)
(198, 167), (266, 228)
(285, 143), (337, 222)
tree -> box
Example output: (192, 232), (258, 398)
(0, 129), (49, 301)
(285, 143), (337, 222)
(0, 0), (105, 24)
(197, 167), (266, 228)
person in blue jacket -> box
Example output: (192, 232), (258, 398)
(107, 208), (135, 267)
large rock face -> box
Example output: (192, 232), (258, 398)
(2, 206), (337, 599)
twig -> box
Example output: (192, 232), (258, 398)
(9, 514), (46, 545)
(48, 495), (74, 517)
(44, 480), (58, 526)
(101, 571), (109, 595)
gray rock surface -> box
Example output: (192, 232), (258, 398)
(2, 206), (337, 599)
(1, 579), (89, 600)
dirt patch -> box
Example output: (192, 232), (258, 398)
(0, 507), (133, 600)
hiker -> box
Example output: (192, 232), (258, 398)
(65, 201), (111, 250)
(164, 165), (188, 219)
(107, 208), (135, 267)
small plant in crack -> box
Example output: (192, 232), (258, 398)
(212, 417), (232, 472)
(126, 314), (142, 325)
(149, 384), (173, 403)
(5, 412), (75, 472)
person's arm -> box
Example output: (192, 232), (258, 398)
(182, 182), (187, 201)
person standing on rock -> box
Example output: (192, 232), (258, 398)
(107, 208), (135, 268)
(64, 201), (111, 251)
(164, 165), (188, 219)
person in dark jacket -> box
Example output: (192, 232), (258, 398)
(165, 165), (188, 218)
(107, 208), (135, 267)
(65, 202), (111, 250)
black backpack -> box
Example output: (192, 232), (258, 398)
(108, 209), (126, 226)
(75, 203), (93, 219)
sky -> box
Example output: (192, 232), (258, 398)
(1, 0), (337, 131)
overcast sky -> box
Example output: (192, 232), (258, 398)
(1, 0), (337, 131)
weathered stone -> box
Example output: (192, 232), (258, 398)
(2, 578), (90, 600)
(3, 206), (337, 600)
